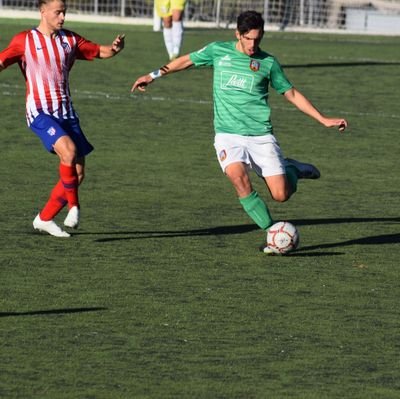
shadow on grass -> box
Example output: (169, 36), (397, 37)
(0, 307), (107, 318)
(92, 224), (258, 242)
(87, 216), (400, 243)
(287, 251), (345, 257)
(297, 233), (400, 253)
(293, 216), (400, 226)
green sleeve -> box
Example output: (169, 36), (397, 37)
(189, 42), (216, 67)
(270, 58), (293, 94)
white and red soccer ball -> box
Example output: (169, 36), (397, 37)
(266, 221), (299, 255)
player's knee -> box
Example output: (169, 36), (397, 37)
(61, 152), (77, 166)
(54, 138), (77, 165)
(271, 189), (290, 203)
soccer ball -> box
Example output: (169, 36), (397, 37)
(266, 221), (299, 255)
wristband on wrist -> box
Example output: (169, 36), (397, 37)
(149, 69), (162, 80)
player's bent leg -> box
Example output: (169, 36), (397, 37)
(285, 158), (320, 179)
(265, 174), (292, 202)
(285, 165), (298, 194)
(33, 214), (70, 238)
(75, 157), (86, 185)
(59, 163), (79, 209)
(63, 157), (85, 228)
(54, 137), (80, 210)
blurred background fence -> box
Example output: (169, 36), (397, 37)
(1, 0), (400, 33)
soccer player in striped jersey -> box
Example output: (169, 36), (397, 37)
(0, 0), (125, 237)
(131, 10), (348, 252)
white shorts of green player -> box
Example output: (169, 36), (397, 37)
(214, 133), (286, 177)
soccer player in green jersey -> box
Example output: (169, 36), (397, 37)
(131, 10), (348, 252)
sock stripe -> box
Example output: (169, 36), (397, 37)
(62, 181), (78, 189)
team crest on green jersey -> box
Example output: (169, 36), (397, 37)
(250, 60), (260, 72)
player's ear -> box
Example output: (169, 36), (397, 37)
(235, 30), (241, 40)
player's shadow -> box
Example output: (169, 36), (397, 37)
(0, 307), (107, 318)
(92, 224), (258, 242)
(289, 217), (399, 255)
(292, 216), (400, 226)
(293, 232), (399, 255)
(91, 216), (400, 243)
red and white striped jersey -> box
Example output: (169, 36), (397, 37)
(0, 28), (100, 125)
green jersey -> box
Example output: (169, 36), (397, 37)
(189, 41), (293, 136)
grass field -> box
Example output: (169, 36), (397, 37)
(1, 18), (399, 398)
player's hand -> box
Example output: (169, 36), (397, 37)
(112, 34), (125, 54)
(131, 75), (154, 92)
(338, 120), (348, 132)
(322, 117), (348, 132)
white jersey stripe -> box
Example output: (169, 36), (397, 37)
(45, 35), (61, 119)
(31, 31), (50, 117)
(25, 33), (40, 122)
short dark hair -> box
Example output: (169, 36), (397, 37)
(38, 0), (65, 9)
(237, 10), (265, 35)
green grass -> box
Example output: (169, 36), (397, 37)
(1, 18), (400, 398)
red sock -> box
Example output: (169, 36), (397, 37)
(59, 163), (79, 209)
(39, 180), (68, 221)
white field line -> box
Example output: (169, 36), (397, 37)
(1, 82), (399, 119)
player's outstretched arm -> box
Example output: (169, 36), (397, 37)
(98, 34), (125, 59)
(131, 54), (194, 92)
(284, 87), (348, 132)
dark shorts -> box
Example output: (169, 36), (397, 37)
(30, 113), (94, 158)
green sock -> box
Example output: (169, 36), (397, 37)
(285, 165), (298, 193)
(239, 191), (273, 230)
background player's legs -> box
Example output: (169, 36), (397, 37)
(162, 16), (174, 59)
(162, 9), (184, 59)
(171, 9), (184, 58)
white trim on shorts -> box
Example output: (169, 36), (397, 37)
(213, 133), (286, 177)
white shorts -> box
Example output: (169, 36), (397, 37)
(214, 133), (286, 177)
